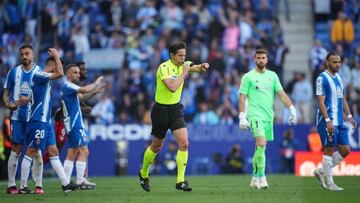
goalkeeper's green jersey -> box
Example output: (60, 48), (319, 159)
(239, 69), (283, 121)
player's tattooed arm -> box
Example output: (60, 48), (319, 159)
(3, 89), (17, 110)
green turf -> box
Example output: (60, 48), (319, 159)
(1, 175), (360, 203)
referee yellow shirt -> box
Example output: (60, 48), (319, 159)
(155, 60), (192, 105)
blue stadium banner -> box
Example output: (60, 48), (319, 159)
(83, 49), (125, 69)
(86, 124), (360, 176)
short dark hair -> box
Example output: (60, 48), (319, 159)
(19, 44), (33, 51)
(45, 56), (64, 65)
(75, 61), (85, 67)
(64, 63), (79, 73)
(325, 51), (342, 61)
(254, 48), (268, 56)
(168, 41), (186, 55)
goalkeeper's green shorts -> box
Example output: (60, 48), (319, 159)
(249, 119), (274, 141)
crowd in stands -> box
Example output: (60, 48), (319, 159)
(0, 0), (359, 125)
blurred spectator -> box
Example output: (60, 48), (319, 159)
(207, 38), (226, 75)
(136, 0), (157, 31)
(91, 93), (115, 125)
(313, 0), (331, 22)
(217, 85), (238, 125)
(223, 144), (244, 174)
(339, 57), (352, 89)
(193, 102), (219, 125)
(310, 39), (328, 86)
(352, 61), (360, 91)
(330, 11), (354, 57)
(256, 0), (273, 21)
(222, 15), (240, 52)
(307, 126), (322, 152)
(0, 131), (6, 179)
(238, 13), (253, 46)
(110, 0), (122, 28)
(195, 0), (211, 30)
(24, 0), (38, 41)
(160, 0), (183, 31)
(291, 72), (312, 123)
(162, 141), (177, 175)
(2, 113), (11, 162)
(71, 25), (90, 60)
(280, 128), (298, 174)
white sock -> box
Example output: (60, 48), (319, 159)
(64, 160), (74, 181)
(323, 155), (334, 185)
(50, 156), (70, 186)
(332, 151), (344, 167)
(8, 151), (20, 187)
(20, 155), (33, 188)
(76, 161), (86, 184)
(32, 150), (43, 187)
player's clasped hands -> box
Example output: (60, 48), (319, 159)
(326, 121), (334, 136)
(238, 112), (250, 131)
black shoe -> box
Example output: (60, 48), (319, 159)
(138, 171), (150, 192)
(62, 181), (79, 193)
(79, 180), (96, 190)
(176, 181), (192, 192)
(18, 187), (34, 194)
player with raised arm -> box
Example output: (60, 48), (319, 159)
(61, 64), (104, 188)
(42, 61), (96, 189)
(18, 48), (78, 194)
(313, 52), (357, 191)
(138, 41), (209, 192)
(3, 44), (44, 194)
(238, 48), (297, 189)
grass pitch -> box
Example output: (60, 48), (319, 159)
(1, 175), (360, 203)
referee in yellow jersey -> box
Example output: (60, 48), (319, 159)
(138, 41), (209, 192)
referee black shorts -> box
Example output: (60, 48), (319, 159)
(150, 102), (186, 139)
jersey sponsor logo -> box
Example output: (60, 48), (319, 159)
(255, 82), (271, 90)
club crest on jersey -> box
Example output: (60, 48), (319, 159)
(336, 87), (342, 98)
(19, 81), (31, 96)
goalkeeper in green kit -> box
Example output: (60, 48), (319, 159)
(238, 49), (297, 189)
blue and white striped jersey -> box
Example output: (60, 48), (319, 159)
(315, 70), (344, 126)
(61, 81), (85, 132)
(4, 64), (40, 121)
(29, 70), (53, 123)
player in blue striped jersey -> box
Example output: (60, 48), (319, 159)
(2, 44), (43, 194)
(18, 48), (78, 194)
(313, 52), (357, 191)
(62, 64), (104, 186)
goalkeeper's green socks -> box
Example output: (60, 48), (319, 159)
(140, 147), (157, 178)
(176, 150), (188, 183)
(252, 146), (266, 177)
